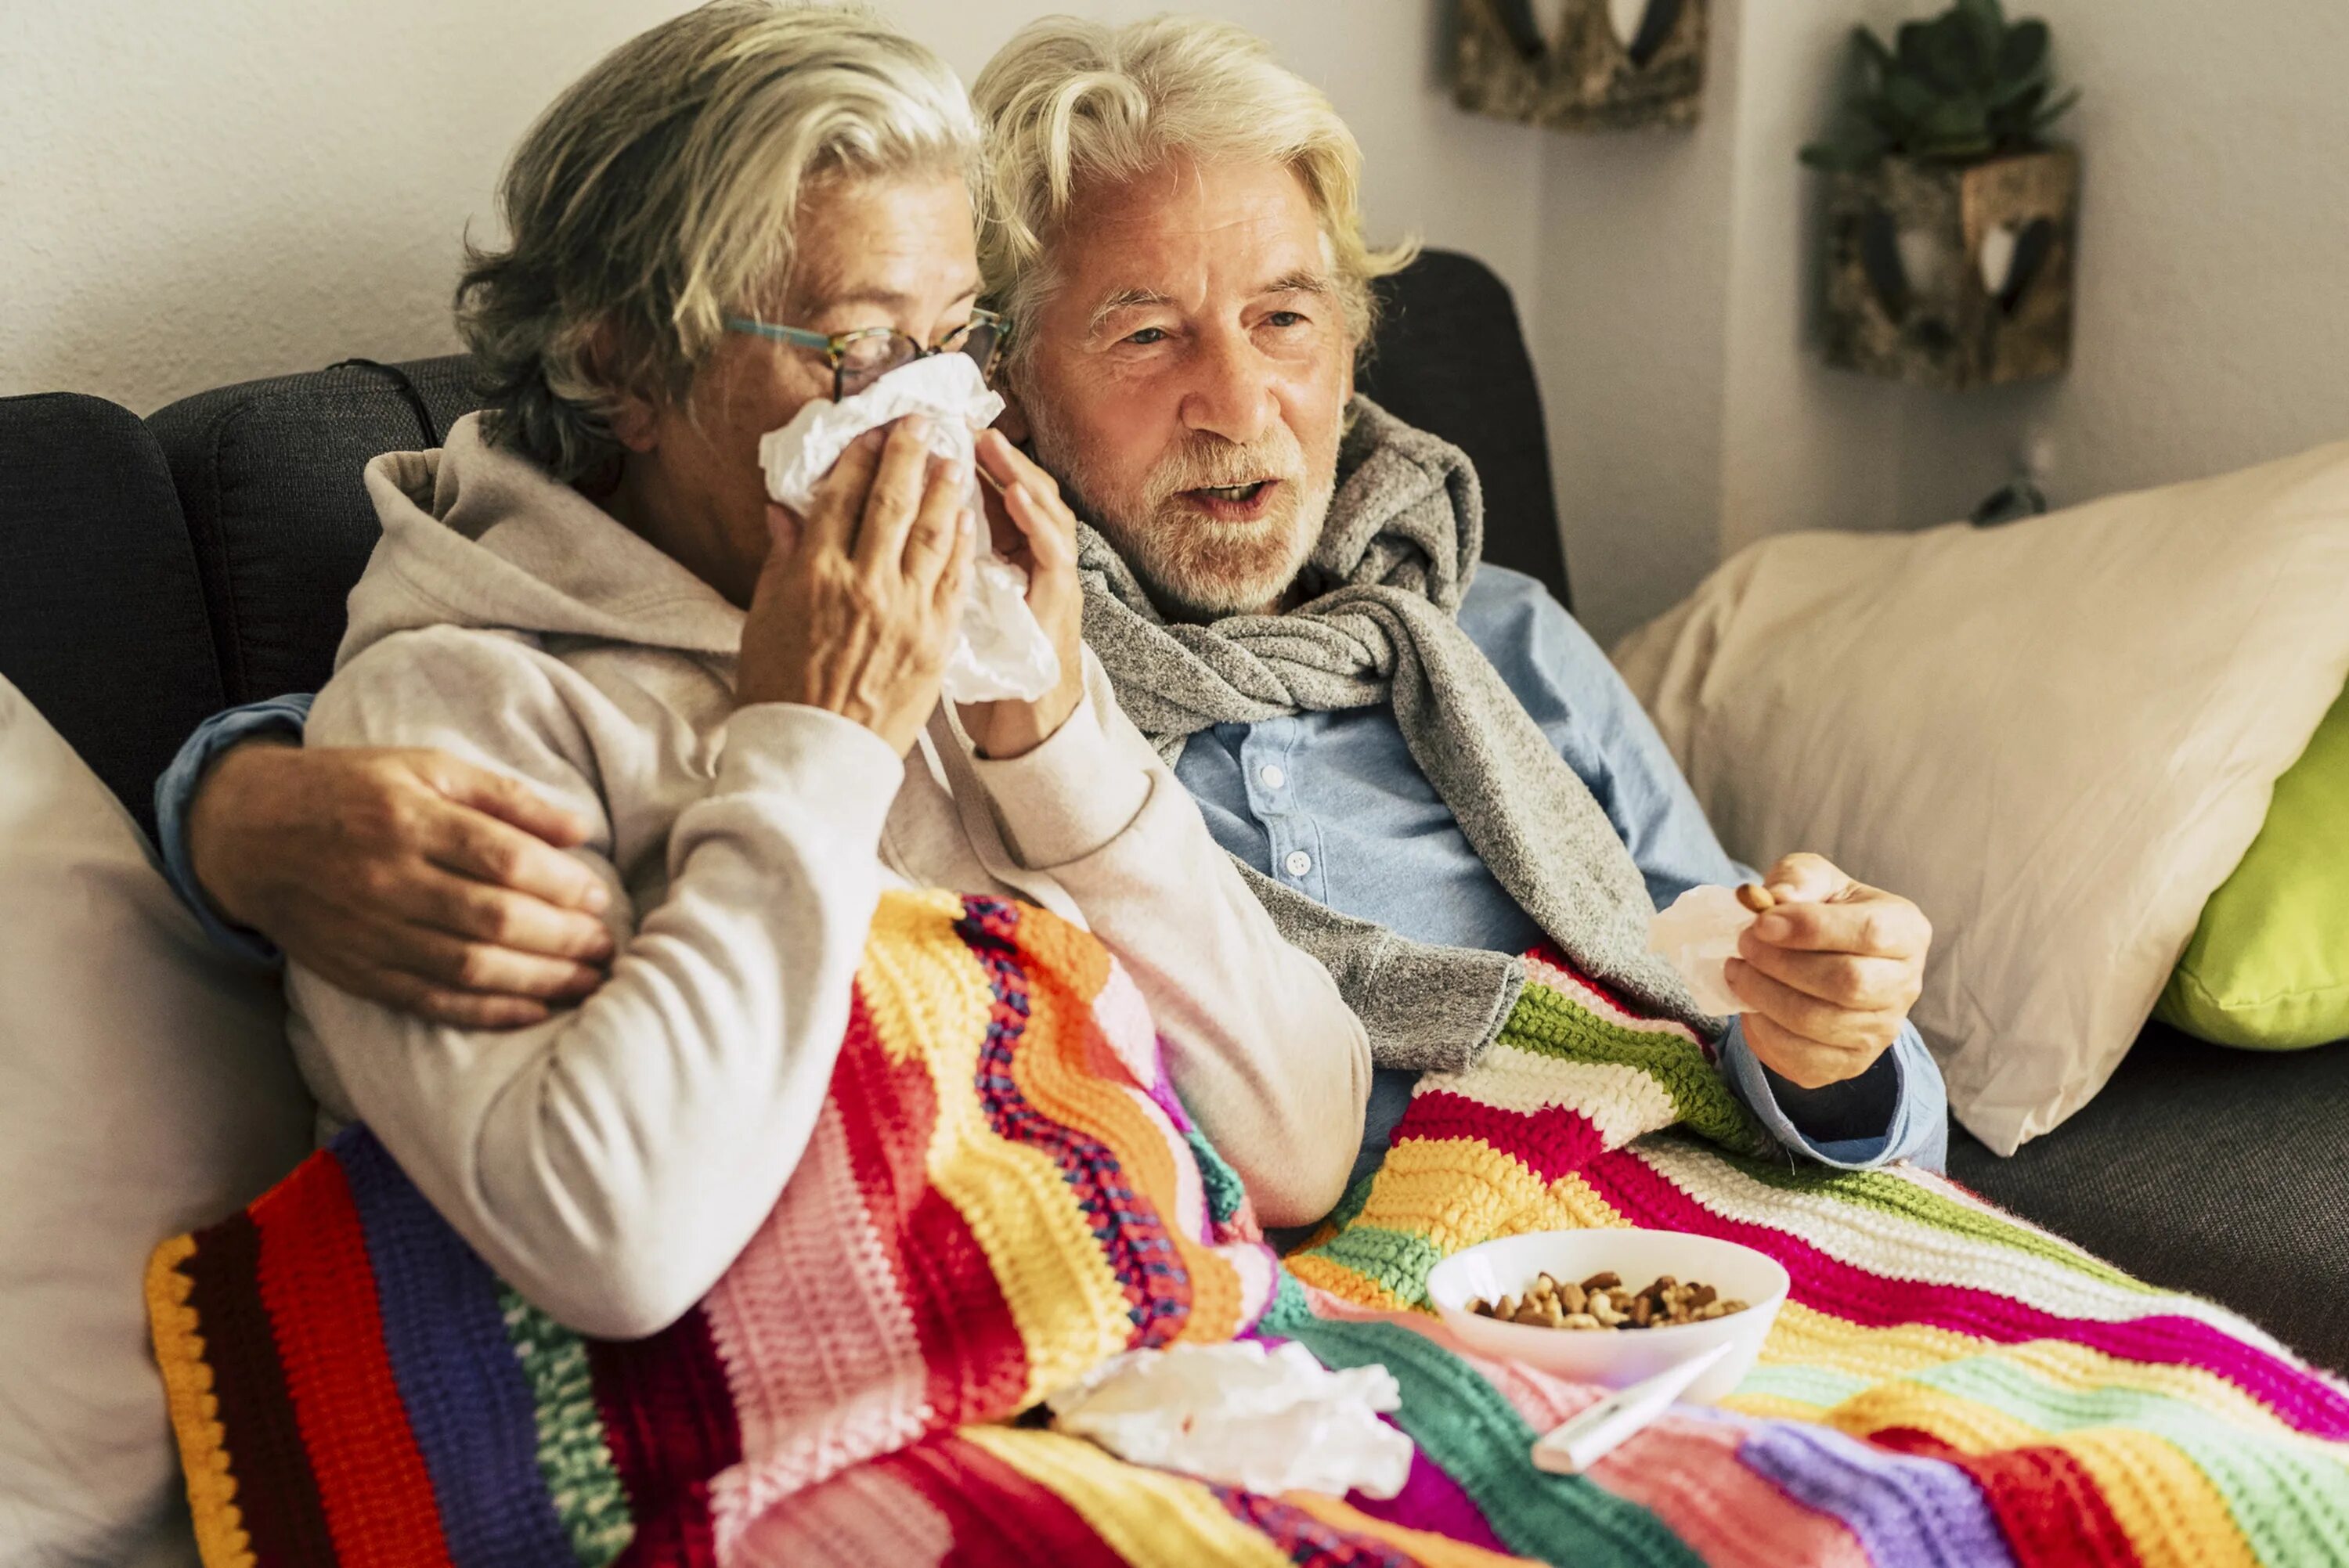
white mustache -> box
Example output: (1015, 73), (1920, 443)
(1146, 440), (1304, 500)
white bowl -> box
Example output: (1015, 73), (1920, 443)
(1423, 1229), (1788, 1404)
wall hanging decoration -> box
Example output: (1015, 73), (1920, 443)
(1454, 0), (1709, 132)
(1804, 0), (2078, 391)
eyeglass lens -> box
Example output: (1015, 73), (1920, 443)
(836, 319), (1001, 397)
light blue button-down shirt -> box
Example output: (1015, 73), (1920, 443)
(1171, 564), (1948, 1187)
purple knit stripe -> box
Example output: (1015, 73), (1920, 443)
(1341, 1436), (1517, 1557)
(1737, 1422), (2018, 1568)
(334, 1129), (577, 1568)
(955, 899), (1191, 1346)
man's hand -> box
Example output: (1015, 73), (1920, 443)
(187, 741), (618, 1029)
(1723, 852), (1930, 1090)
(954, 427), (1087, 759)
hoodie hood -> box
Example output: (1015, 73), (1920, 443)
(339, 413), (746, 672)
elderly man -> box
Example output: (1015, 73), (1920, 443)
(161, 13), (1943, 1220)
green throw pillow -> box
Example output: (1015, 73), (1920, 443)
(2157, 679), (2349, 1048)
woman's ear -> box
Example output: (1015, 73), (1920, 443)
(587, 321), (661, 454)
(992, 384), (1032, 445)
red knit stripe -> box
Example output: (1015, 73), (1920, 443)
(180, 1209), (337, 1568)
(250, 1152), (454, 1568)
(832, 986), (1030, 1429)
(1399, 1092), (1609, 1187)
(889, 1434), (1129, 1568)
(592, 1307), (741, 1568)
(1875, 1428), (2142, 1568)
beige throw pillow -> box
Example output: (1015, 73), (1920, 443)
(0, 678), (312, 1566)
(1615, 442), (2349, 1153)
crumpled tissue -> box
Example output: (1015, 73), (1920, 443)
(1648, 884), (1759, 1016)
(756, 353), (1060, 703)
(1046, 1340), (1413, 1499)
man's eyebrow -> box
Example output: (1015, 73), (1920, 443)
(1086, 287), (1174, 336)
(1261, 269), (1337, 297)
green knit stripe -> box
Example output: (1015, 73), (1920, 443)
(1705, 1140), (2152, 1293)
(1502, 982), (1770, 1154)
(1185, 1126), (1249, 1229)
(1284, 1316), (1704, 1568)
(1734, 1362), (1874, 1408)
(1293, 1224), (1448, 1307)
(500, 1285), (634, 1566)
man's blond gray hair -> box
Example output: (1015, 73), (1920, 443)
(456, 0), (981, 480)
(971, 15), (1416, 372)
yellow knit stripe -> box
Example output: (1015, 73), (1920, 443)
(1284, 1256), (1420, 1311)
(1753, 1303), (2304, 1439)
(2061, 1428), (2262, 1568)
(859, 895), (1136, 1401)
(145, 1235), (256, 1568)
(1342, 1142), (1633, 1256)
(1002, 936), (1244, 1345)
(958, 1426), (1295, 1568)
(1283, 1492), (1546, 1566)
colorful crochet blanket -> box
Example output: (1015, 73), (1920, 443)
(151, 906), (2349, 1567)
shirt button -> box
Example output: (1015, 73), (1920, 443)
(1283, 849), (1312, 878)
(1259, 764), (1286, 790)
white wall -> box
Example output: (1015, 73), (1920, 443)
(1, 0), (1546, 416)
(1539, 0), (2349, 646)
(11, 0), (2349, 647)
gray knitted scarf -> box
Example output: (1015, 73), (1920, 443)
(1076, 395), (1721, 1073)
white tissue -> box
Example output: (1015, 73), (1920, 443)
(756, 354), (1061, 703)
(1647, 884), (1759, 1016)
(1046, 1340), (1413, 1499)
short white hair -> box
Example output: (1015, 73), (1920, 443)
(457, 1), (982, 479)
(971, 15), (1416, 370)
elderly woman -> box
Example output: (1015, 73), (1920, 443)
(253, 1), (1367, 1339)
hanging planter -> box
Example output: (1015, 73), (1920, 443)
(1805, 0), (2080, 391)
(1454, 0), (1709, 132)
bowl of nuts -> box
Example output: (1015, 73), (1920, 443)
(1424, 1229), (1789, 1403)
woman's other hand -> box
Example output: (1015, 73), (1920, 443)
(736, 416), (972, 753)
(954, 427), (1087, 759)
(187, 741), (617, 1027)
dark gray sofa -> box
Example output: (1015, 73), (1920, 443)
(2, 250), (2341, 1370)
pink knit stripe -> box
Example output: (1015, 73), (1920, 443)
(722, 1458), (951, 1568)
(1584, 1148), (2349, 1438)
(706, 1098), (931, 1545)
(1397, 1093), (1607, 1187)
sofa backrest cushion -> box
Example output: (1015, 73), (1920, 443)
(0, 393), (223, 838)
(1361, 249), (1568, 609)
(144, 357), (485, 708)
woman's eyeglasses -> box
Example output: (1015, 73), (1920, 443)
(721, 308), (1005, 401)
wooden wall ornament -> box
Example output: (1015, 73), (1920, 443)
(1821, 147), (2077, 391)
(1453, 0), (1709, 132)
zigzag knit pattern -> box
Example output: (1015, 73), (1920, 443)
(150, 919), (2349, 1567)
(1279, 947), (2349, 1567)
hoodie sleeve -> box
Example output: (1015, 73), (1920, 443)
(962, 648), (1373, 1229)
(287, 627), (902, 1340)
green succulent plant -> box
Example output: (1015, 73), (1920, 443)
(1801, 0), (2077, 171)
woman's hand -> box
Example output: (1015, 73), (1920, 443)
(954, 427), (1088, 759)
(187, 740), (617, 1027)
(737, 416), (973, 754)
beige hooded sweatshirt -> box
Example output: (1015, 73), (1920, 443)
(285, 415), (1369, 1339)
